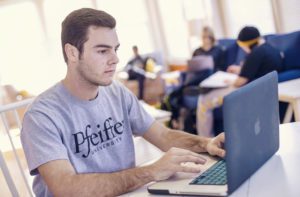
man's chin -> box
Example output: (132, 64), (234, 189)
(97, 80), (113, 87)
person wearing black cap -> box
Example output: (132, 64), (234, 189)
(196, 26), (282, 137)
(227, 26), (282, 87)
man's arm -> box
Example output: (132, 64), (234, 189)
(38, 159), (155, 197)
(143, 121), (225, 157)
(39, 121), (224, 196)
(233, 76), (248, 87)
(226, 65), (242, 75)
(39, 136), (207, 196)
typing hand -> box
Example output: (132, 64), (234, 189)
(149, 147), (206, 181)
(206, 133), (225, 158)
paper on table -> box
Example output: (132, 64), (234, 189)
(140, 101), (171, 119)
(200, 71), (238, 88)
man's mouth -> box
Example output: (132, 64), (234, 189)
(104, 70), (115, 74)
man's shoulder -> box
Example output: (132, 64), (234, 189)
(103, 80), (136, 106)
(108, 80), (133, 93)
(26, 83), (64, 114)
(105, 80), (125, 93)
(255, 43), (277, 53)
(248, 44), (268, 58)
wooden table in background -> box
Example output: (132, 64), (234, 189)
(278, 78), (300, 123)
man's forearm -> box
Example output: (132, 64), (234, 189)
(162, 128), (210, 153)
(56, 165), (155, 197)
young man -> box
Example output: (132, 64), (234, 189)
(21, 8), (225, 197)
(227, 26), (282, 86)
(197, 26), (282, 137)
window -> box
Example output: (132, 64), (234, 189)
(0, 1), (48, 94)
(183, 0), (214, 53)
(97, 0), (154, 69)
(158, 0), (190, 59)
(278, 0), (300, 32)
(157, 0), (215, 59)
(224, 0), (276, 37)
(0, 0), (154, 94)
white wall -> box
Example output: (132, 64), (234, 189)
(278, 0), (300, 33)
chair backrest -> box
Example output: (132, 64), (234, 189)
(266, 30), (300, 71)
(218, 38), (246, 69)
(0, 98), (34, 197)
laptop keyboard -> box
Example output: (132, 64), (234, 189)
(190, 160), (227, 185)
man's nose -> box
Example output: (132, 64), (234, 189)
(109, 51), (119, 65)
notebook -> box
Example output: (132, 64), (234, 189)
(148, 71), (279, 196)
(199, 71), (238, 88)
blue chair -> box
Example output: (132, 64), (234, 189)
(266, 31), (300, 82)
(218, 39), (246, 70)
(266, 31), (300, 122)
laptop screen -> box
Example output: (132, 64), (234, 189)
(223, 71), (280, 194)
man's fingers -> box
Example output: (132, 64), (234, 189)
(211, 146), (226, 158)
(174, 155), (206, 164)
(176, 165), (201, 174)
(218, 133), (225, 143)
(169, 147), (206, 159)
(207, 133), (225, 157)
(216, 149), (225, 158)
(214, 133), (225, 144)
(169, 147), (194, 155)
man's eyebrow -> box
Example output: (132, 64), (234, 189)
(93, 43), (120, 49)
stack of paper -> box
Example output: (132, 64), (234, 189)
(200, 71), (238, 88)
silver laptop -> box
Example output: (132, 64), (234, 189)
(187, 55), (214, 72)
(148, 71), (280, 196)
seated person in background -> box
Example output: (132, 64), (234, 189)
(197, 26), (282, 137)
(227, 26), (283, 86)
(193, 26), (225, 72)
(124, 45), (146, 99)
(20, 8), (225, 197)
(163, 27), (222, 131)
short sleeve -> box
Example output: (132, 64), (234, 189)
(239, 49), (263, 81)
(121, 85), (155, 136)
(21, 111), (69, 175)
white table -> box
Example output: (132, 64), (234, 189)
(140, 101), (171, 123)
(125, 122), (300, 197)
(278, 79), (300, 123)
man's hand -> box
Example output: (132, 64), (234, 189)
(226, 65), (241, 74)
(206, 133), (225, 158)
(149, 147), (207, 181)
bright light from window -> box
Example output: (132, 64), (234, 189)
(0, 0), (153, 95)
(226, 0), (276, 36)
(97, 0), (154, 70)
(158, 0), (190, 59)
(0, 2), (51, 95)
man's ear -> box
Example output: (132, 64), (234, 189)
(65, 43), (79, 62)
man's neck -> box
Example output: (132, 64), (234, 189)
(258, 38), (265, 46)
(62, 73), (99, 101)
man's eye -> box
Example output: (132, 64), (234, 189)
(98, 50), (108, 54)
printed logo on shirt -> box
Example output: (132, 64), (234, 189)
(72, 117), (124, 158)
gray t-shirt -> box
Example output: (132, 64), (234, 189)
(21, 81), (154, 197)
